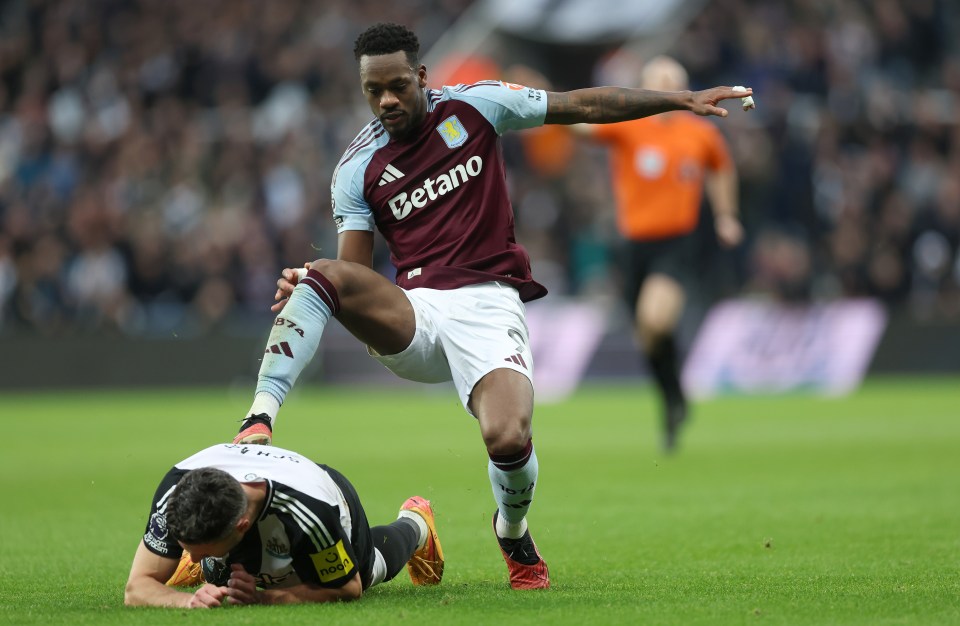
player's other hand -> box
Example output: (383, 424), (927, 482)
(689, 86), (752, 117)
(271, 262), (312, 313)
(715, 214), (744, 248)
(186, 583), (230, 608)
(225, 563), (261, 605)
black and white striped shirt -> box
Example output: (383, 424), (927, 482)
(142, 444), (369, 589)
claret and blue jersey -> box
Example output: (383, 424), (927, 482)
(332, 81), (550, 302)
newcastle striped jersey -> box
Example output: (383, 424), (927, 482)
(142, 444), (370, 589)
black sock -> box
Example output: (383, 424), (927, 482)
(370, 518), (419, 582)
(646, 335), (685, 408)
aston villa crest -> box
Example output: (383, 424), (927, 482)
(436, 115), (468, 148)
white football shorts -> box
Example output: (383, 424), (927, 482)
(369, 281), (533, 414)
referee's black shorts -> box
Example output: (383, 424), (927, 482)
(619, 231), (697, 306)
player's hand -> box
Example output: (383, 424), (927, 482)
(224, 563), (261, 605)
(715, 214), (744, 248)
(689, 86), (752, 117)
(271, 262), (312, 313)
(186, 583), (229, 608)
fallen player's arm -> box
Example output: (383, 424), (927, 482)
(124, 542), (206, 608)
(257, 573), (363, 605)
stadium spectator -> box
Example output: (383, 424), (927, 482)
(125, 443), (443, 608)
(577, 55), (744, 451)
(237, 22), (748, 590)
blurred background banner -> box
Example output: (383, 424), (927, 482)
(1, 0), (958, 390)
(481, 0), (702, 43)
(683, 298), (887, 397)
(526, 300), (606, 403)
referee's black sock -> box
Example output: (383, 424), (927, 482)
(646, 335), (688, 449)
(370, 518), (420, 582)
(647, 335), (683, 403)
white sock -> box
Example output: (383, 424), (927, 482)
(488, 446), (538, 538)
(398, 510), (429, 549)
(247, 392), (280, 423)
(496, 515), (528, 540)
(254, 281), (332, 405)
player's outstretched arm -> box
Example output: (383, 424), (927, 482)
(543, 86), (752, 124)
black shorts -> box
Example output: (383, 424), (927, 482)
(317, 463), (375, 589)
(619, 233), (697, 306)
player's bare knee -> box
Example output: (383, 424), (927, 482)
(307, 258), (351, 291)
(480, 420), (531, 456)
(308, 258), (337, 276)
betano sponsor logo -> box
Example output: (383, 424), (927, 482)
(387, 156), (483, 221)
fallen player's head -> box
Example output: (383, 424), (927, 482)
(166, 467), (247, 551)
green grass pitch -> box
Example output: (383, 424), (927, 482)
(1, 377), (958, 625)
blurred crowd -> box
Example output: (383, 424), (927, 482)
(499, 0), (960, 321)
(0, 0), (471, 335)
(670, 0), (959, 319)
(0, 0), (958, 337)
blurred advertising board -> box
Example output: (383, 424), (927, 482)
(526, 300), (607, 403)
(683, 298), (888, 397)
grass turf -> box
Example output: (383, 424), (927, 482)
(1, 377), (958, 625)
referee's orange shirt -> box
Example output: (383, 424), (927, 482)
(589, 113), (733, 241)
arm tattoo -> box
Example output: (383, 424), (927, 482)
(544, 88), (689, 125)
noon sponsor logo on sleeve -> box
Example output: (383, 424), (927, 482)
(309, 540), (355, 583)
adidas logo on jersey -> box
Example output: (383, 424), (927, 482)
(387, 156), (483, 221)
(378, 163), (405, 187)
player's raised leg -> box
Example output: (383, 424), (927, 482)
(236, 258), (416, 444)
(472, 369), (550, 589)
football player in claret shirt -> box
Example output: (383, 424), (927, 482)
(233, 22), (750, 590)
(124, 444), (443, 608)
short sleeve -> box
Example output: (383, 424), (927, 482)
(286, 503), (360, 588)
(331, 161), (376, 233)
(141, 468), (185, 559)
(445, 82), (548, 134)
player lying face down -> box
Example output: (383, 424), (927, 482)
(125, 445), (442, 608)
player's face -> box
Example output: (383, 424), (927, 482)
(359, 51), (428, 140)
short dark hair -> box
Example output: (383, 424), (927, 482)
(165, 468), (246, 544)
(353, 22), (420, 66)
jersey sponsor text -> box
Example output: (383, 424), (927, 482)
(310, 539), (355, 582)
(387, 156), (483, 220)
